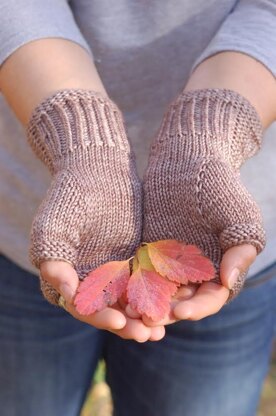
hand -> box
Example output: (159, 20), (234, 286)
(40, 261), (165, 342)
(26, 90), (161, 341)
(142, 89), (265, 320)
(127, 244), (256, 326)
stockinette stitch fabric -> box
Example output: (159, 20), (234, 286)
(26, 89), (142, 305)
(143, 88), (266, 299)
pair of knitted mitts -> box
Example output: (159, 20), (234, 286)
(27, 88), (265, 305)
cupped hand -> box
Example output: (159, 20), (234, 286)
(132, 244), (256, 327)
(142, 89), (265, 327)
(26, 90), (164, 342)
(40, 261), (165, 342)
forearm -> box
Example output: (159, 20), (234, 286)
(0, 38), (107, 126)
(185, 52), (276, 128)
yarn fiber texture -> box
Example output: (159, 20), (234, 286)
(143, 88), (266, 299)
(27, 89), (142, 305)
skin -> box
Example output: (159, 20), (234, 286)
(1, 40), (276, 337)
(130, 245), (257, 327)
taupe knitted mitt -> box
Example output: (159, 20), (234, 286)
(27, 89), (142, 305)
(143, 89), (266, 299)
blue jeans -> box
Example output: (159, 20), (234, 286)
(0, 254), (275, 416)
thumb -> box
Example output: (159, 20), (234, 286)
(220, 244), (257, 290)
(40, 260), (79, 304)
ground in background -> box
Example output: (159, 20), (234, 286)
(81, 350), (276, 416)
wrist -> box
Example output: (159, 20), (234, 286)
(27, 89), (130, 173)
(158, 88), (263, 170)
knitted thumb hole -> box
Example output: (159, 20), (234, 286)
(29, 171), (87, 269)
(220, 223), (266, 255)
(197, 158), (266, 254)
(40, 276), (60, 306)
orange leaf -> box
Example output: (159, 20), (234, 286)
(74, 260), (130, 315)
(146, 240), (215, 284)
(132, 244), (155, 272)
(127, 266), (178, 321)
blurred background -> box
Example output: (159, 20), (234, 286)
(81, 344), (276, 416)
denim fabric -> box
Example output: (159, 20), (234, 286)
(106, 265), (276, 416)
(0, 255), (104, 416)
(0, 254), (275, 416)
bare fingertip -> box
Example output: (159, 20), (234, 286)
(173, 304), (193, 320)
(149, 326), (166, 342)
(136, 336), (149, 343)
(112, 316), (127, 330)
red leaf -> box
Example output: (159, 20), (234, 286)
(74, 260), (130, 315)
(127, 266), (178, 321)
(146, 240), (215, 284)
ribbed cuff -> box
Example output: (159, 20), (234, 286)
(179, 89), (262, 138)
(156, 88), (263, 168)
(26, 89), (130, 173)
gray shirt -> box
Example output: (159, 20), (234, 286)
(0, 0), (276, 277)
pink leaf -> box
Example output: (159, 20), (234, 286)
(74, 260), (130, 315)
(127, 266), (178, 321)
(147, 240), (215, 284)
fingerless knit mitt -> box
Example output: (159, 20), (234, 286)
(27, 90), (142, 305)
(143, 89), (266, 299)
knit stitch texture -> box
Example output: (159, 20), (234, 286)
(27, 89), (142, 305)
(143, 89), (266, 300)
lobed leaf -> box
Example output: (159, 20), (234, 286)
(74, 260), (130, 315)
(146, 240), (215, 284)
(127, 265), (178, 321)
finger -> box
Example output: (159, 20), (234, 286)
(142, 285), (198, 327)
(105, 303), (156, 341)
(66, 303), (127, 331)
(173, 284), (198, 301)
(220, 244), (257, 290)
(142, 312), (176, 327)
(125, 304), (142, 319)
(149, 326), (166, 341)
(41, 263), (127, 331)
(109, 317), (153, 343)
(173, 282), (229, 321)
(40, 260), (79, 304)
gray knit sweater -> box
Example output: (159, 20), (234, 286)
(0, 0), (276, 277)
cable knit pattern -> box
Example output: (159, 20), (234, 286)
(143, 89), (266, 300)
(27, 89), (142, 305)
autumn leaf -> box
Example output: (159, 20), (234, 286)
(146, 240), (215, 284)
(74, 260), (130, 315)
(127, 246), (178, 321)
(74, 239), (216, 319)
(132, 244), (154, 272)
(127, 268), (177, 321)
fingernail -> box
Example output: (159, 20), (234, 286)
(59, 283), (75, 303)
(228, 268), (240, 289)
